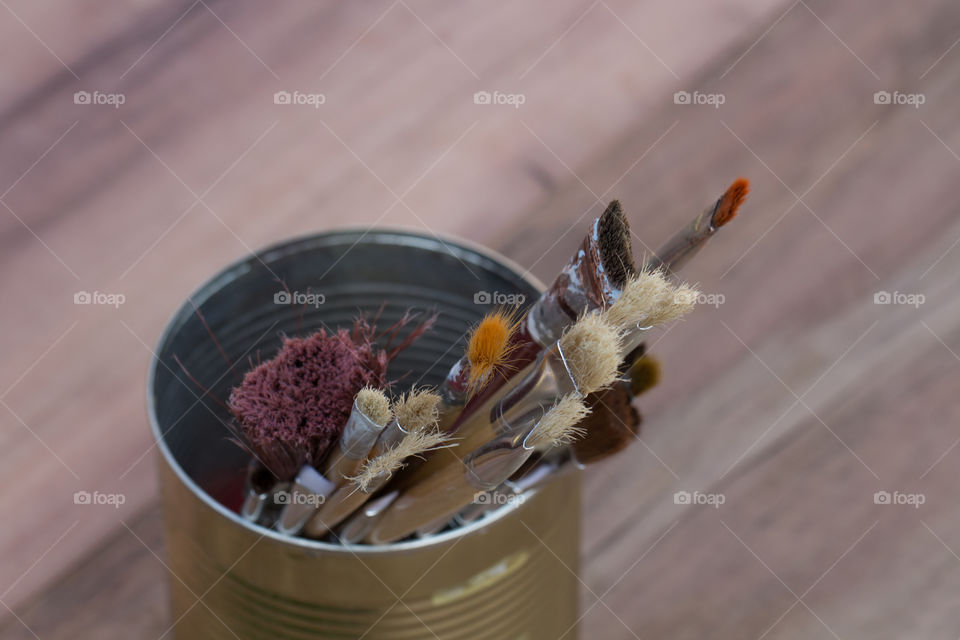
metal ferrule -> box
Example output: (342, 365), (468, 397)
(645, 197), (720, 274)
(456, 462), (559, 525)
(335, 490), (399, 544)
(487, 341), (580, 438)
(461, 419), (543, 490)
(239, 459), (274, 522)
(275, 465), (337, 535)
(324, 399), (388, 482)
(341, 400), (388, 459)
(525, 219), (625, 347)
(370, 419), (411, 457)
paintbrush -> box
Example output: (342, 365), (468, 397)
(322, 387), (392, 483)
(381, 313), (623, 500)
(645, 178), (749, 275)
(302, 390), (442, 538)
(432, 202), (635, 439)
(366, 394), (590, 543)
(304, 427), (450, 539)
(436, 309), (521, 431)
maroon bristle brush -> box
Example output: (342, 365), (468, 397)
(228, 312), (436, 483)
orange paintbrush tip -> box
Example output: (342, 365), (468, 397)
(713, 178), (750, 227)
(466, 309), (520, 393)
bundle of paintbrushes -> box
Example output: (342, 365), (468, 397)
(219, 178), (749, 544)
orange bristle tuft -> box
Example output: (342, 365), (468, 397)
(466, 309), (521, 394)
(713, 178), (749, 227)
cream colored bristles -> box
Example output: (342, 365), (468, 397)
(356, 387), (391, 426)
(558, 313), (622, 394)
(605, 269), (699, 331)
(393, 388), (441, 430)
(526, 394), (590, 448)
(350, 429), (451, 492)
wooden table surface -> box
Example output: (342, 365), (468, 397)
(3, 1), (960, 638)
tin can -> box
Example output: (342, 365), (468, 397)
(148, 230), (581, 639)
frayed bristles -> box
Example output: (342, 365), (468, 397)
(392, 388), (441, 431)
(628, 355), (661, 396)
(606, 270), (699, 330)
(597, 200), (635, 288)
(657, 283), (698, 325)
(605, 269), (673, 329)
(466, 309), (521, 394)
(350, 429), (451, 492)
(558, 314), (622, 394)
(527, 394), (589, 448)
(356, 387), (391, 426)
(713, 178), (749, 227)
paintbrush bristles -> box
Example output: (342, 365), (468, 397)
(558, 314), (623, 394)
(628, 355), (661, 396)
(605, 269), (672, 329)
(597, 200), (635, 288)
(350, 429), (450, 491)
(466, 310), (520, 393)
(605, 270), (699, 330)
(393, 389), (441, 431)
(526, 394), (589, 448)
(713, 178), (750, 227)
(356, 387), (391, 426)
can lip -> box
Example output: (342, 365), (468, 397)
(146, 228), (545, 553)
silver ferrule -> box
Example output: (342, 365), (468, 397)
(488, 342), (580, 437)
(338, 400), (388, 460)
(276, 466), (337, 535)
(645, 199), (719, 275)
(336, 490), (399, 544)
(240, 460), (274, 522)
(373, 419), (411, 454)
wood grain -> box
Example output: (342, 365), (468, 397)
(3, 0), (960, 637)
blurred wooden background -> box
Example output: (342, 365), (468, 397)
(3, 0), (960, 637)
